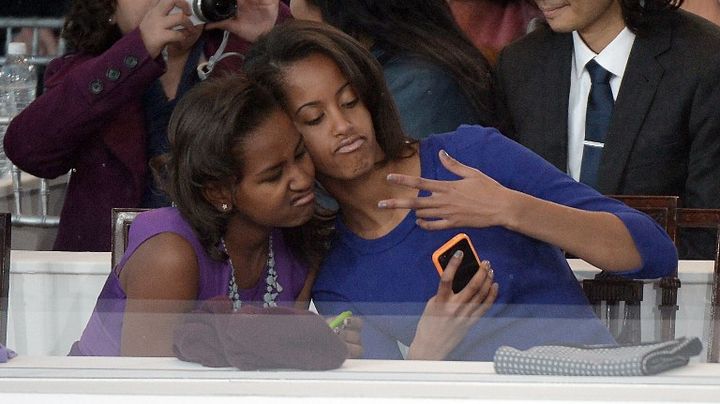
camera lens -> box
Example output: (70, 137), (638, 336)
(196, 0), (237, 22)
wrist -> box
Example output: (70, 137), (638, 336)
(499, 189), (527, 231)
(406, 345), (436, 360)
(407, 338), (446, 361)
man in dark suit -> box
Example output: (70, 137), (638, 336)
(495, 0), (720, 259)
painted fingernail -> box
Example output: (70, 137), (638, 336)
(453, 250), (463, 259)
(481, 260), (493, 278)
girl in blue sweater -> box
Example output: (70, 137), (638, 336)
(244, 21), (678, 360)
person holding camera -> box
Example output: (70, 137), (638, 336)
(4, 0), (290, 252)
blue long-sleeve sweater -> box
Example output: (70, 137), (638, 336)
(312, 125), (677, 360)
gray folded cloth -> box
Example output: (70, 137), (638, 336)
(0, 343), (16, 363)
(494, 337), (702, 376)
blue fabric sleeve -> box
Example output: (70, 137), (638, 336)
(443, 126), (678, 279)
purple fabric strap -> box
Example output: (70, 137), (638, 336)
(0, 343), (17, 363)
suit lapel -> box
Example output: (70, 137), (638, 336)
(598, 24), (672, 193)
(541, 34), (573, 170)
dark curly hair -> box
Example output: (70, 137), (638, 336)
(62, 0), (121, 54)
(621, 0), (684, 33)
(165, 74), (330, 266)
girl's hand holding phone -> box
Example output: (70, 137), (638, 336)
(407, 250), (498, 361)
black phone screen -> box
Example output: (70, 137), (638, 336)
(438, 238), (480, 293)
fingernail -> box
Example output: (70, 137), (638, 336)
(386, 174), (395, 181)
(482, 260), (494, 278)
(453, 250), (463, 258)
(440, 150), (449, 159)
(378, 200), (387, 208)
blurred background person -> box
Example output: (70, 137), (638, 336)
(2, 0), (69, 55)
(447, 0), (541, 63)
(1, 0), (71, 93)
(681, 0), (720, 25)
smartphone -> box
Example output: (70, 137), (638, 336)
(432, 233), (482, 293)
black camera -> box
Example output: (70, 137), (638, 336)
(176, 0), (237, 25)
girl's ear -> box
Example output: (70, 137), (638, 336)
(202, 181), (233, 212)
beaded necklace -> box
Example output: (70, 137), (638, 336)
(221, 235), (282, 311)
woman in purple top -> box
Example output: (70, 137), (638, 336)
(70, 74), (341, 356)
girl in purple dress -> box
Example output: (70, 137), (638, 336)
(71, 74), (360, 357)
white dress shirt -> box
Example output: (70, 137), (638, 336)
(567, 28), (636, 181)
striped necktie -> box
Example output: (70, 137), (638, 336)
(579, 59), (614, 189)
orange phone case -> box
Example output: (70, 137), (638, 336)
(431, 233), (481, 275)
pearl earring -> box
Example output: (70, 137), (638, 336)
(221, 203), (229, 212)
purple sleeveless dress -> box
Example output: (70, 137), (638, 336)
(69, 207), (309, 356)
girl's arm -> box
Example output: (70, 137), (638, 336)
(380, 150), (647, 272)
(119, 232), (200, 356)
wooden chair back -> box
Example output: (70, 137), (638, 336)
(111, 208), (149, 269)
(0, 213), (12, 346)
(674, 208), (720, 362)
(609, 195), (679, 242)
(582, 195), (679, 345)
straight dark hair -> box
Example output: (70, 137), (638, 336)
(165, 74), (328, 265)
(305, 0), (495, 126)
(244, 20), (416, 163)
